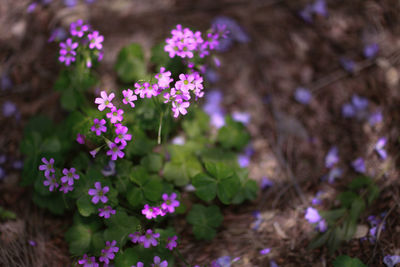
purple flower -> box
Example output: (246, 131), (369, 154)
(375, 138), (387, 160)
(99, 240), (119, 264)
(299, 4), (314, 23)
(106, 142), (125, 161)
(70, 20), (89, 38)
(155, 67), (173, 89)
(210, 112), (226, 128)
(98, 206), (116, 219)
(59, 38), (78, 66)
(142, 204), (160, 219)
(114, 123), (132, 146)
(38, 157), (55, 177)
(78, 254), (99, 267)
(106, 107), (124, 124)
(383, 255), (400, 267)
(312, 0), (327, 17)
(76, 133), (85, 144)
(340, 57), (356, 73)
(305, 207), (321, 224)
(166, 235), (177, 250)
(48, 27), (67, 42)
(129, 232), (141, 244)
(352, 95), (368, 110)
(60, 168), (79, 185)
(91, 118), (107, 136)
(101, 161), (116, 177)
(59, 182), (74, 194)
(364, 43), (379, 59)
(325, 146), (339, 168)
(88, 31), (104, 50)
(369, 110), (383, 126)
(212, 256), (230, 267)
(139, 229), (160, 248)
(352, 157), (366, 173)
(161, 193), (180, 213)
(0, 154), (6, 164)
(237, 154), (250, 168)
(88, 182), (109, 204)
(2, 101), (17, 117)
(175, 74), (195, 93)
(64, 0), (77, 7)
(132, 262), (144, 267)
(95, 91), (115, 111)
(261, 176), (273, 190)
(28, 240), (36, 246)
(122, 89), (137, 108)
(260, 248), (271, 255)
(212, 16), (249, 51)
(326, 167), (343, 183)
(270, 261), (279, 267)
(232, 111), (251, 125)
(342, 103), (356, 118)
(151, 256), (168, 267)
(89, 148), (100, 158)
(311, 191), (323, 205)
(294, 87), (312, 104)
(43, 174), (59, 192)
(27, 3), (37, 13)
(318, 219), (327, 232)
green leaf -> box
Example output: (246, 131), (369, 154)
(60, 89), (77, 111)
(130, 166), (149, 186)
(65, 224), (93, 255)
(217, 116), (250, 150)
(141, 153), (163, 173)
(0, 206), (16, 220)
(114, 43), (146, 83)
(349, 176), (372, 190)
(333, 255), (367, 267)
(163, 157), (202, 186)
(308, 230), (331, 250)
(91, 231), (106, 254)
(32, 192), (66, 215)
(342, 218), (357, 241)
(205, 162), (234, 180)
(338, 191), (358, 208)
(349, 197), (366, 221)
(186, 204), (223, 241)
(114, 248), (140, 267)
(150, 42), (170, 68)
(143, 176), (163, 201)
(77, 195), (96, 217)
(217, 174), (240, 204)
(367, 184), (380, 205)
(104, 210), (139, 246)
(192, 173), (217, 202)
(23, 115), (54, 137)
(320, 208), (347, 222)
(126, 186), (144, 208)
(40, 136), (61, 153)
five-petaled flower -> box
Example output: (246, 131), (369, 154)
(98, 206), (116, 219)
(60, 168), (79, 185)
(95, 91), (115, 111)
(91, 118), (107, 136)
(139, 229), (160, 248)
(106, 142), (125, 161)
(78, 254), (99, 267)
(43, 173), (59, 192)
(166, 235), (177, 251)
(88, 31), (104, 50)
(122, 89), (137, 108)
(106, 107), (124, 124)
(161, 193), (180, 213)
(114, 123), (132, 146)
(99, 240), (119, 265)
(142, 204), (160, 219)
(151, 256), (168, 267)
(88, 182), (109, 204)
(39, 157), (55, 177)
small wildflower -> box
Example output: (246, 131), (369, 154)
(172, 98), (190, 118)
(132, 262), (144, 267)
(38, 157), (55, 177)
(90, 148), (100, 158)
(294, 87), (312, 105)
(139, 229), (160, 248)
(142, 204), (160, 219)
(383, 255), (400, 267)
(161, 193), (180, 213)
(88, 31), (104, 50)
(260, 248), (270, 255)
(129, 232), (141, 244)
(311, 191), (323, 205)
(106, 107), (124, 124)
(99, 240), (119, 264)
(155, 67), (173, 89)
(305, 207), (321, 224)
(237, 154), (250, 168)
(101, 161), (116, 177)
(166, 235), (178, 250)
(369, 110), (383, 126)
(95, 91), (115, 111)
(212, 256), (230, 267)
(325, 146), (339, 168)
(61, 168), (79, 185)
(375, 137), (387, 160)
(318, 219), (327, 232)
(76, 133), (85, 144)
(98, 206), (116, 219)
(106, 142), (125, 161)
(352, 95), (368, 110)
(313, 0), (327, 17)
(232, 111), (251, 125)
(43, 174), (59, 191)
(342, 103), (356, 118)
(78, 254), (99, 267)
(59, 182), (74, 194)
(28, 240), (36, 246)
(364, 43), (379, 59)
(122, 89), (137, 108)
(88, 182), (109, 204)
(70, 20), (89, 38)
(114, 123), (132, 146)
(352, 157), (366, 173)
(91, 118), (107, 136)
(261, 176), (273, 190)
(59, 38), (78, 66)
(340, 57), (356, 73)
(151, 256), (168, 267)
(2, 101), (17, 117)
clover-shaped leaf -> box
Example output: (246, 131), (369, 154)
(186, 204), (223, 240)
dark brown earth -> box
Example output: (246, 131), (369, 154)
(1, 0), (400, 266)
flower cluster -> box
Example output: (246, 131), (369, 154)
(141, 193), (180, 219)
(305, 207), (327, 232)
(323, 147), (343, 184)
(58, 20), (103, 67)
(38, 158), (80, 193)
(361, 213), (386, 243)
(78, 240), (118, 267)
(341, 94), (383, 126)
(164, 24), (228, 59)
(88, 182), (115, 218)
(92, 90), (133, 161)
(129, 229), (160, 248)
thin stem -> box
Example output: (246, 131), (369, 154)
(157, 111), (164, 145)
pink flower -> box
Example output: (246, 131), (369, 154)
(175, 74), (195, 93)
(60, 167), (79, 185)
(129, 232), (141, 244)
(98, 206), (116, 219)
(43, 173), (59, 192)
(70, 20), (89, 38)
(38, 157), (55, 177)
(59, 182), (74, 194)
(172, 98), (190, 118)
(76, 133), (85, 144)
(122, 89), (137, 108)
(88, 31), (104, 50)
(151, 256), (168, 267)
(166, 235), (177, 251)
(91, 118), (107, 136)
(88, 182), (109, 204)
(139, 229), (160, 248)
(78, 254), (99, 267)
(155, 67), (173, 89)
(142, 204), (160, 219)
(106, 142), (125, 161)
(95, 91), (115, 111)
(114, 124), (132, 146)
(106, 107), (124, 124)
(161, 193), (180, 213)
(99, 240), (119, 264)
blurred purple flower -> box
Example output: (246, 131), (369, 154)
(340, 57), (356, 73)
(252, 210), (263, 230)
(101, 161), (116, 177)
(205, 68), (219, 84)
(12, 160), (23, 170)
(352, 95), (368, 110)
(237, 154), (250, 168)
(342, 103), (356, 118)
(1, 73), (12, 91)
(0, 167), (5, 180)
(172, 136), (185, 145)
(326, 167), (343, 183)
(0, 154), (6, 165)
(383, 255), (400, 267)
(2, 101), (17, 117)
(232, 111), (250, 125)
(270, 261), (279, 267)
(212, 256), (231, 267)
(210, 112), (226, 129)
(212, 16), (250, 50)
(364, 43), (379, 59)
(299, 5), (314, 23)
(261, 176), (273, 190)
(63, 0), (77, 7)
(369, 110), (383, 126)
(305, 207), (321, 224)
(352, 157), (366, 173)
(313, 0), (328, 17)
(325, 146), (339, 168)
(318, 219), (327, 232)
(375, 137), (387, 160)
(260, 248), (270, 255)
(27, 3), (37, 13)
(48, 27), (67, 42)
(244, 144), (255, 157)
(294, 87), (312, 104)
(311, 191), (323, 205)
(28, 240), (37, 246)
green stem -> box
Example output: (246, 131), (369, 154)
(157, 111), (164, 145)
